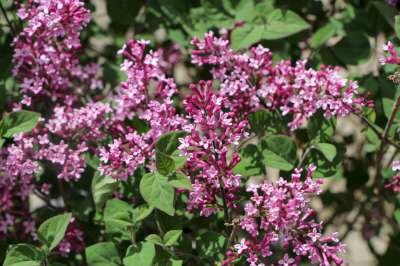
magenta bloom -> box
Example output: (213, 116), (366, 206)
(228, 166), (345, 266)
(191, 32), (370, 130)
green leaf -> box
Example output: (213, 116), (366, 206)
(106, 0), (143, 26)
(156, 151), (175, 176)
(37, 213), (71, 253)
(130, 117), (150, 134)
(140, 172), (175, 216)
(383, 98), (400, 121)
(133, 204), (154, 223)
(262, 9), (310, 40)
(169, 173), (192, 190)
(169, 259), (183, 266)
(307, 111), (336, 142)
(145, 234), (164, 246)
(92, 172), (117, 210)
(85, 153), (101, 169)
(163, 230), (182, 246)
(234, 0), (256, 21)
(86, 242), (121, 266)
(103, 199), (134, 239)
(1, 110), (40, 138)
(373, 1), (397, 28)
(395, 15), (400, 40)
(231, 24), (263, 50)
(3, 244), (43, 266)
(171, 154), (187, 169)
(233, 144), (265, 176)
(0, 137), (4, 148)
(331, 31), (370, 65)
(395, 209), (400, 224)
(196, 233), (226, 261)
(248, 109), (286, 135)
(123, 242), (155, 266)
(315, 143), (337, 162)
(262, 150), (293, 171)
(262, 135), (297, 171)
(156, 131), (188, 155)
(311, 20), (340, 48)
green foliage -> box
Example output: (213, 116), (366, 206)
(168, 173), (192, 190)
(163, 230), (182, 246)
(123, 242), (155, 266)
(92, 172), (118, 210)
(262, 135), (297, 171)
(3, 0), (400, 265)
(140, 172), (175, 216)
(85, 242), (122, 266)
(0, 111), (40, 140)
(103, 199), (135, 240)
(3, 244), (43, 266)
(37, 213), (72, 253)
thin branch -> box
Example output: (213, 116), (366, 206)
(217, 175), (230, 224)
(374, 96), (400, 187)
(352, 112), (400, 150)
(33, 189), (64, 211)
(297, 145), (315, 168)
(0, 2), (16, 36)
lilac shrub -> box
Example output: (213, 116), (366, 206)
(1, 0), (400, 266)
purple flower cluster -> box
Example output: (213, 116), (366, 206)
(56, 217), (85, 256)
(225, 166), (345, 266)
(1, 2), (356, 263)
(191, 32), (370, 129)
(179, 80), (248, 216)
(0, 0), (101, 245)
(98, 39), (185, 180)
(0, 136), (38, 240)
(380, 41), (400, 65)
(13, 0), (101, 108)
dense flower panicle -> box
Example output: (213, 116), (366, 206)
(0, 137), (39, 240)
(192, 32), (273, 116)
(179, 80), (248, 216)
(46, 102), (112, 140)
(98, 39), (185, 180)
(37, 139), (88, 181)
(380, 41), (400, 65)
(191, 31), (370, 129)
(226, 165), (344, 266)
(29, 102), (111, 181)
(385, 160), (400, 192)
(13, 0), (100, 107)
(260, 61), (366, 129)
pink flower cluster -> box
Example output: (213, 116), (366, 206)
(0, 137), (38, 240)
(56, 218), (85, 256)
(380, 41), (400, 65)
(0, 0), (100, 244)
(225, 166), (345, 266)
(98, 39), (185, 180)
(191, 32), (370, 129)
(179, 80), (248, 216)
(1, 2), (353, 263)
(13, 0), (101, 108)
(385, 160), (400, 192)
